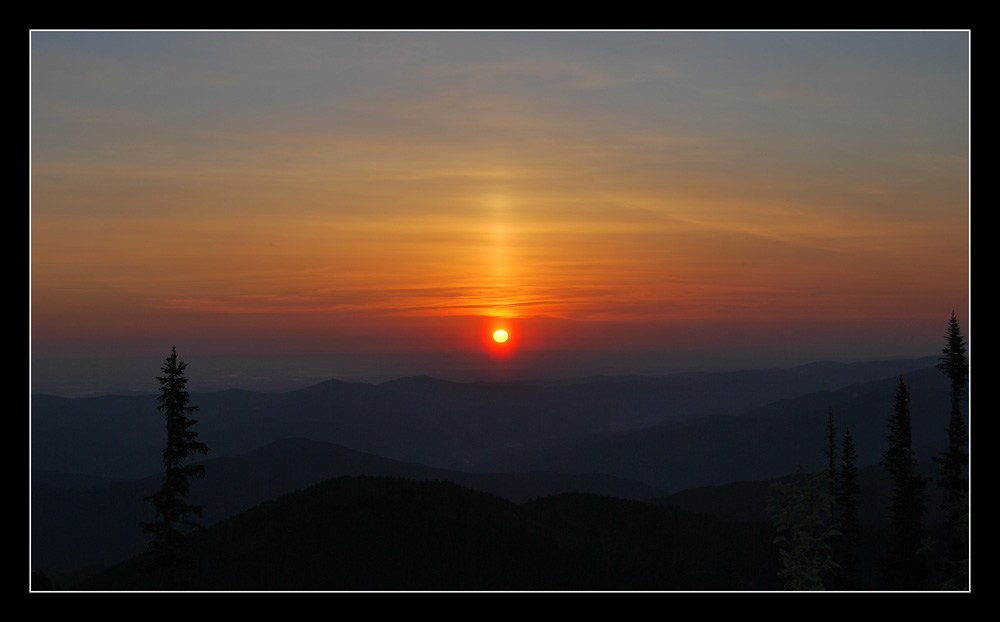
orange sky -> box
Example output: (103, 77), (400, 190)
(31, 31), (969, 387)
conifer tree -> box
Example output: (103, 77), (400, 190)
(832, 427), (860, 590)
(140, 346), (210, 589)
(880, 377), (927, 590)
(933, 311), (968, 589)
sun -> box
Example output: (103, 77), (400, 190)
(482, 319), (517, 359)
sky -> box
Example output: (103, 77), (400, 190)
(30, 31), (970, 394)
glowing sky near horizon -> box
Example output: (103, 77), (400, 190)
(31, 31), (969, 368)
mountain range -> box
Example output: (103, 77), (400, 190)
(30, 355), (963, 589)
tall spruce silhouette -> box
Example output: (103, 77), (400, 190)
(880, 377), (927, 590)
(832, 427), (860, 590)
(933, 311), (968, 589)
(140, 346), (210, 589)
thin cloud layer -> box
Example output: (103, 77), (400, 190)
(31, 31), (969, 366)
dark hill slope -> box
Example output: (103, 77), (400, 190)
(32, 438), (663, 582)
(76, 476), (780, 591)
(655, 459), (946, 527)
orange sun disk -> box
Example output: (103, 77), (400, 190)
(482, 320), (516, 360)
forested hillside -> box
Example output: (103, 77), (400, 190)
(76, 476), (782, 591)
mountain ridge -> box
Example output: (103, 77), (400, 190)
(31, 355), (942, 480)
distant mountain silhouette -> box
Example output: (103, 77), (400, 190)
(32, 356), (960, 587)
(476, 365), (954, 492)
(31, 356), (941, 480)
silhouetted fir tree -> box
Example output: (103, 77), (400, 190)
(831, 427), (860, 590)
(139, 346), (210, 589)
(933, 311), (968, 589)
(880, 377), (927, 590)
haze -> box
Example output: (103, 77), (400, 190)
(30, 31), (969, 395)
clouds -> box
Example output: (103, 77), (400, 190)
(31, 31), (969, 362)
